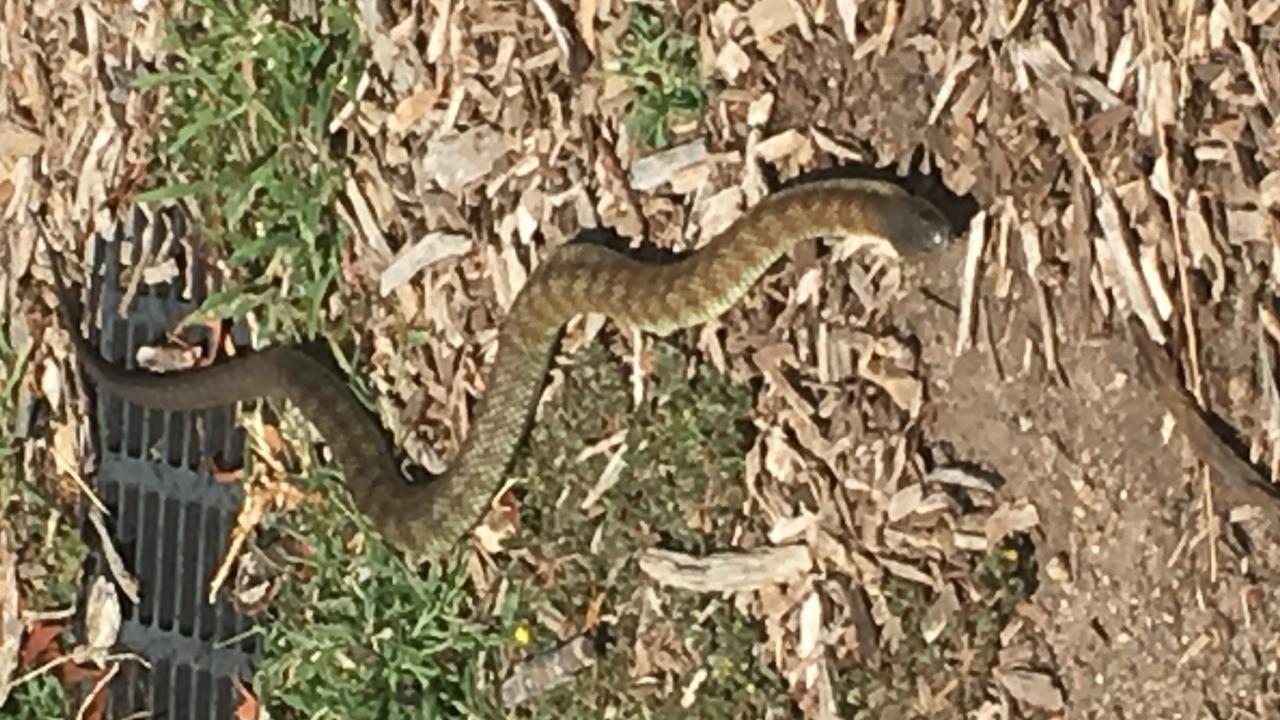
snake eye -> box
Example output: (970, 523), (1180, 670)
(891, 196), (953, 254)
(917, 202), (953, 248)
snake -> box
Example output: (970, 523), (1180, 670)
(51, 178), (953, 561)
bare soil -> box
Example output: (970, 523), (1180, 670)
(762, 15), (1280, 718)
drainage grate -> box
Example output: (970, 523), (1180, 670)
(72, 206), (260, 719)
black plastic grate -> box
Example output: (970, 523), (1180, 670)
(73, 206), (260, 719)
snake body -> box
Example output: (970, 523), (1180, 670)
(54, 179), (952, 560)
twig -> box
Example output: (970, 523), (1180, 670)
(528, 0), (593, 76)
(1131, 318), (1280, 513)
(74, 662), (118, 720)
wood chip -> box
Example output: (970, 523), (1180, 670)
(85, 507), (141, 604)
(747, 0), (798, 41)
(501, 635), (598, 707)
(1093, 186), (1168, 343)
(920, 583), (960, 643)
(386, 84), (439, 135)
(82, 576), (121, 657)
(638, 545), (812, 592)
(878, 557), (935, 589)
(886, 483), (924, 522)
(420, 125), (511, 195)
(998, 668), (1064, 711)
(1226, 206), (1268, 243)
(379, 231), (473, 297)
(927, 466), (998, 494)
(984, 500), (1040, 543)
(0, 531), (20, 706)
(796, 590), (822, 687)
(1183, 190), (1225, 300)
(715, 39), (751, 82)
(1247, 0), (1280, 23)
(755, 129), (813, 166)
(954, 210), (986, 353)
(579, 443), (628, 510)
(0, 123), (44, 159)
(628, 139), (708, 192)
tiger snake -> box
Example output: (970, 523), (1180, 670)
(52, 178), (953, 561)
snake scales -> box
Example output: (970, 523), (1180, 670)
(53, 178), (953, 560)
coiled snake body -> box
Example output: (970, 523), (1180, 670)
(54, 179), (952, 560)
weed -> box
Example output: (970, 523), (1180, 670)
(132, 0), (365, 342)
(615, 4), (707, 149)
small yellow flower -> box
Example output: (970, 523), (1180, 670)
(513, 624), (533, 647)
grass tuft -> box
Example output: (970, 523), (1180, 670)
(254, 470), (510, 719)
(615, 4), (707, 149)
(133, 0), (366, 342)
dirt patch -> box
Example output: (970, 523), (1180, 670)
(760, 11), (1280, 718)
(908, 248), (1280, 716)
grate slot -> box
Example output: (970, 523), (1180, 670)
(177, 500), (199, 636)
(137, 488), (160, 627)
(157, 496), (179, 631)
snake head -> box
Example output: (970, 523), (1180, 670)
(886, 194), (955, 255)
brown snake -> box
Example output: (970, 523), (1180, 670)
(53, 178), (953, 561)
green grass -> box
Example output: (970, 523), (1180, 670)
(0, 675), (68, 719)
(253, 467), (510, 719)
(615, 3), (707, 149)
(110, 0), (516, 713)
(132, 0), (366, 342)
(495, 342), (797, 718)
